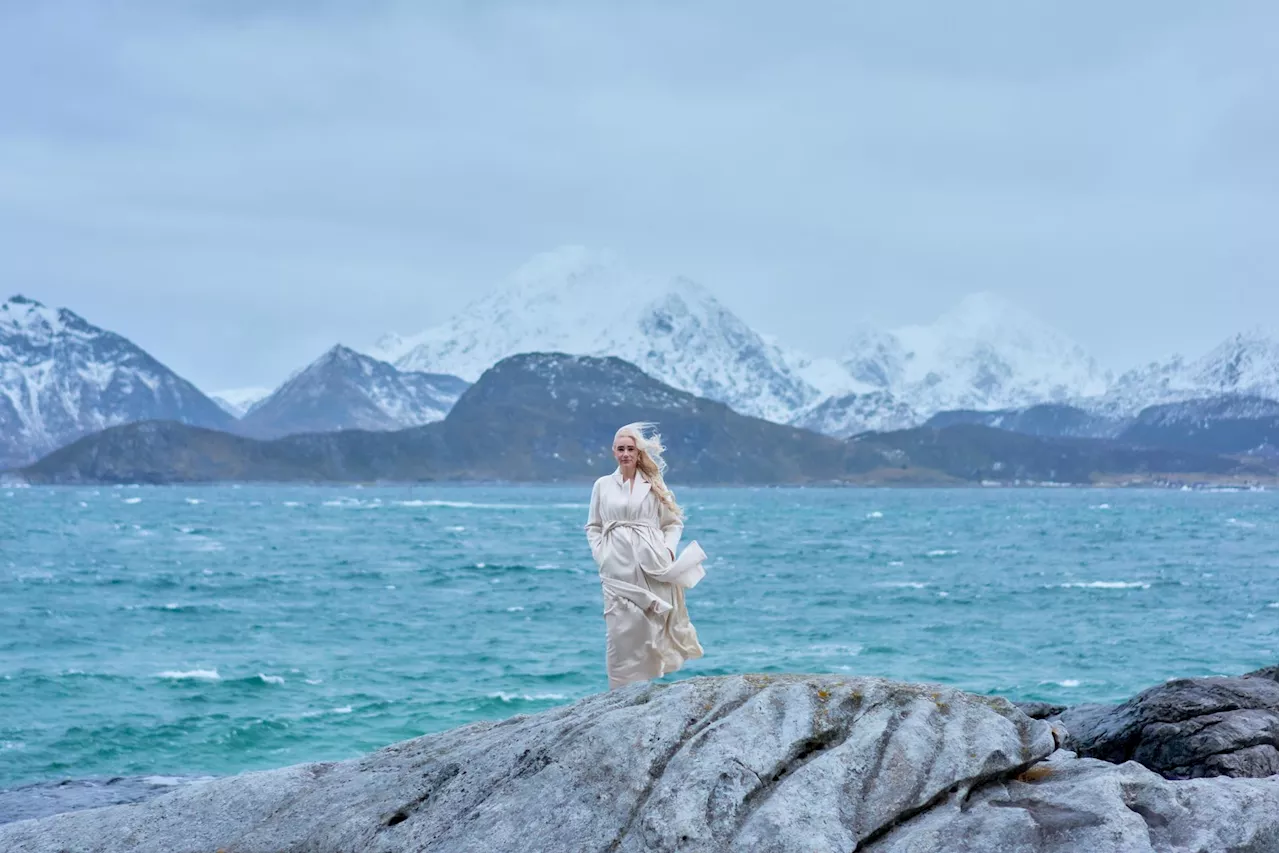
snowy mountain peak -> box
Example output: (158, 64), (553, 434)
(239, 346), (470, 438)
(832, 292), (1109, 421)
(371, 247), (821, 423)
(934, 291), (1053, 335)
(317, 344), (365, 367)
(1090, 327), (1279, 417)
(1192, 328), (1278, 394)
(3, 294), (85, 341)
(1, 296), (232, 468)
(508, 245), (621, 291)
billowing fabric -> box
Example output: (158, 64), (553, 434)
(585, 469), (705, 689)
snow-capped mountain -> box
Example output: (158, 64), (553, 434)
(787, 293), (1112, 436)
(788, 390), (920, 437)
(371, 250), (1275, 438)
(238, 345), (469, 438)
(846, 293), (1109, 409)
(1087, 329), (1279, 418)
(0, 295), (233, 469)
(210, 386), (273, 418)
(370, 246), (822, 423)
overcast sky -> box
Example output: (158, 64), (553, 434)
(1, 1), (1275, 391)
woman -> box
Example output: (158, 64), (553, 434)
(585, 423), (706, 689)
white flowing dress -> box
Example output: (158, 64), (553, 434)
(585, 469), (706, 689)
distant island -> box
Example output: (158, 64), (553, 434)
(10, 353), (1276, 487)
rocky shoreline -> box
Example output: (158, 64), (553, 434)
(1, 669), (1275, 852)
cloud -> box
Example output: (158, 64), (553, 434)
(0, 1), (1274, 389)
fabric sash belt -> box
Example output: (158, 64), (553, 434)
(602, 520), (656, 536)
(598, 519), (708, 613)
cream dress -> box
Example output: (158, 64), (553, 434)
(585, 469), (706, 689)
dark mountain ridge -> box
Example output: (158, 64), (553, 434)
(13, 353), (1273, 487)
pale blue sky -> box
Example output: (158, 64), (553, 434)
(1, 1), (1275, 390)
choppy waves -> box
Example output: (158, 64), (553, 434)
(2, 483), (1275, 793)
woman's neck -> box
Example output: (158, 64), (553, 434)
(620, 464), (637, 482)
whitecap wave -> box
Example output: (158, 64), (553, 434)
(876, 581), (929, 589)
(123, 497), (142, 504)
(322, 498), (381, 508)
(806, 644), (864, 657)
(1057, 581), (1150, 590)
(866, 511), (883, 518)
(926, 549), (958, 557)
(394, 500), (585, 510)
(256, 673), (285, 685)
(157, 669), (221, 680)
(487, 692), (568, 702)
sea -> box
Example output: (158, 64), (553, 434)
(2, 484), (1276, 804)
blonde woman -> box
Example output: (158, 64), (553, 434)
(585, 423), (706, 689)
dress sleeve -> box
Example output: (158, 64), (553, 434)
(659, 497), (683, 556)
(585, 480), (604, 561)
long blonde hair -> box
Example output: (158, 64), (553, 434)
(615, 422), (682, 518)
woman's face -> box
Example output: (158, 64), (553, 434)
(613, 435), (638, 468)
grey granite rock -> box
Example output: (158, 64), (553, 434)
(1014, 700), (1068, 720)
(0, 775), (213, 825)
(0, 675), (1053, 853)
(1053, 671), (1279, 780)
(863, 750), (1279, 853)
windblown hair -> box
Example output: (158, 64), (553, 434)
(615, 422), (683, 518)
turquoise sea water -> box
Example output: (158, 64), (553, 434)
(2, 484), (1276, 789)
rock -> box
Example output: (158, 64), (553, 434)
(1014, 700), (1068, 720)
(1243, 665), (1278, 682)
(0, 675), (1054, 853)
(1053, 672), (1279, 780)
(0, 776), (212, 825)
(863, 750), (1279, 853)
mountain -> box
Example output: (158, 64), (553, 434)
(237, 345), (469, 438)
(853, 423), (1254, 485)
(1088, 330), (1280, 418)
(369, 246), (823, 424)
(923, 404), (1125, 440)
(788, 390), (919, 438)
(17, 352), (858, 484)
(209, 387), (273, 418)
(802, 293), (1111, 436)
(0, 295), (234, 469)
(1116, 395), (1278, 456)
(922, 395), (1277, 456)
(17, 353), (1269, 487)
